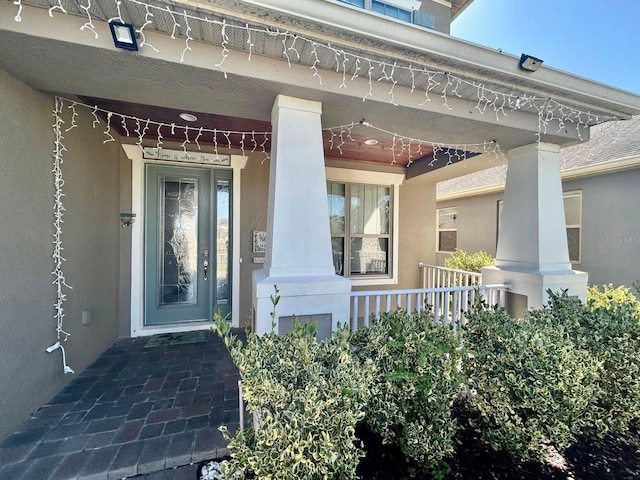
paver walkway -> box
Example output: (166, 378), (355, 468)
(0, 330), (243, 479)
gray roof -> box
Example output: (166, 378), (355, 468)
(437, 115), (640, 198)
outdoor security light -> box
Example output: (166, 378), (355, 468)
(519, 54), (543, 72)
(109, 21), (138, 51)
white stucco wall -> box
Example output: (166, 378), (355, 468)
(0, 71), (121, 441)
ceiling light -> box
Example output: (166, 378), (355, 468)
(109, 21), (138, 51)
(363, 139), (378, 146)
(179, 113), (198, 122)
(519, 54), (543, 72)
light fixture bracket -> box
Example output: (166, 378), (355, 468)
(109, 20), (139, 51)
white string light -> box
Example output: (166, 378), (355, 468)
(79, 0), (98, 39)
(13, 0), (22, 22)
(14, 0), (617, 141)
(51, 97), (73, 350)
(57, 97), (273, 162)
(325, 121), (505, 167)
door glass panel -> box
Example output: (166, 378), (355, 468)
(159, 177), (198, 306)
(216, 180), (230, 305)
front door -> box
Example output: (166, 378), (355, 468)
(144, 164), (232, 325)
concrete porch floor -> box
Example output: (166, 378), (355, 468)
(0, 330), (243, 479)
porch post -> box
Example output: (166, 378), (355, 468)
(482, 142), (587, 315)
(252, 95), (351, 337)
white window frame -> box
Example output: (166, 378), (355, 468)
(563, 190), (582, 264)
(436, 206), (458, 253)
(326, 167), (403, 286)
(333, 0), (422, 20)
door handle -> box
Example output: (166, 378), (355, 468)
(203, 249), (209, 281)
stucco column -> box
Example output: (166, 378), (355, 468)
(252, 95), (351, 337)
(482, 142), (587, 314)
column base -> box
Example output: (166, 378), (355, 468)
(252, 270), (352, 339)
(482, 266), (588, 318)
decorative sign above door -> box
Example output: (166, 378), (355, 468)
(143, 147), (231, 166)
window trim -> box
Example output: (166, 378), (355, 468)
(334, 0), (422, 22)
(326, 167), (403, 286)
(436, 206), (458, 253)
(563, 190), (582, 264)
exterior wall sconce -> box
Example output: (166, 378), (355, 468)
(109, 21), (139, 51)
(519, 54), (543, 72)
(120, 212), (136, 228)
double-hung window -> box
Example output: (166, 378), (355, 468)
(327, 181), (392, 279)
(437, 207), (458, 252)
(336, 0), (417, 24)
(371, 1), (412, 21)
(563, 191), (582, 263)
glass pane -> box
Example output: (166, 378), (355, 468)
(327, 182), (346, 235)
(216, 180), (230, 305)
(338, 0), (365, 6)
(350, 184), (390, 235)
(332, 237), (345, 275)
(439, 231), (457, 252)
(567, 228), (580, 263)
(351, 237), (388, 275)
(564, 193), (581, 226)
(438, 208), (457, 230)
(159, 177), (198, 305)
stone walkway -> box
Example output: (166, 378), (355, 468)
(0, 330), (243, 479)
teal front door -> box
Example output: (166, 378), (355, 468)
(144, 164), (232, 325)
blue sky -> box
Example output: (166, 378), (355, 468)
(451, 0), (639, 94)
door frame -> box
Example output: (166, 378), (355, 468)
(123, 145), (246, 337)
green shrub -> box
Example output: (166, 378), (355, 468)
(463, 304), (601, 460)
(444, 249), (495, 273)
(548, 291), (640, 433)
(350, 309), (465, 478)
(587, 283), (640, 320)
(216, 317), (374, 480)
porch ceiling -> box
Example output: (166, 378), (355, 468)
(2, 0), (639, 178)
(82, 96), (439, 168)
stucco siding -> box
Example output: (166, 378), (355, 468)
(420, 0), (453, 34)
(565, 170), (640, 288)
(436, 169), (640, 288)
(436, 191), (501, 266)
(239, 153), (270, 327)
(0, 71), (120, 441)
(398, 180), (437, 287)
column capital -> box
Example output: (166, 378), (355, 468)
(507, 142), (560, 158)
(271, 94), (322, 119)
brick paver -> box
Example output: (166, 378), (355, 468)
(0, 330), (242, 479)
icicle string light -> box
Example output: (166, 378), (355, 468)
(325, 121), (506, 167)
(16, 0), (617, 137)
(57, 97), (273, 161)
(51, 97), (73, 345)
(13, 0), (22, 22)
(56, 97), (503, 168)
(79, 0), (98, 39)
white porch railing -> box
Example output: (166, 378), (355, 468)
(419, 263), (482, 289)
(349, 283), (510, 331)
